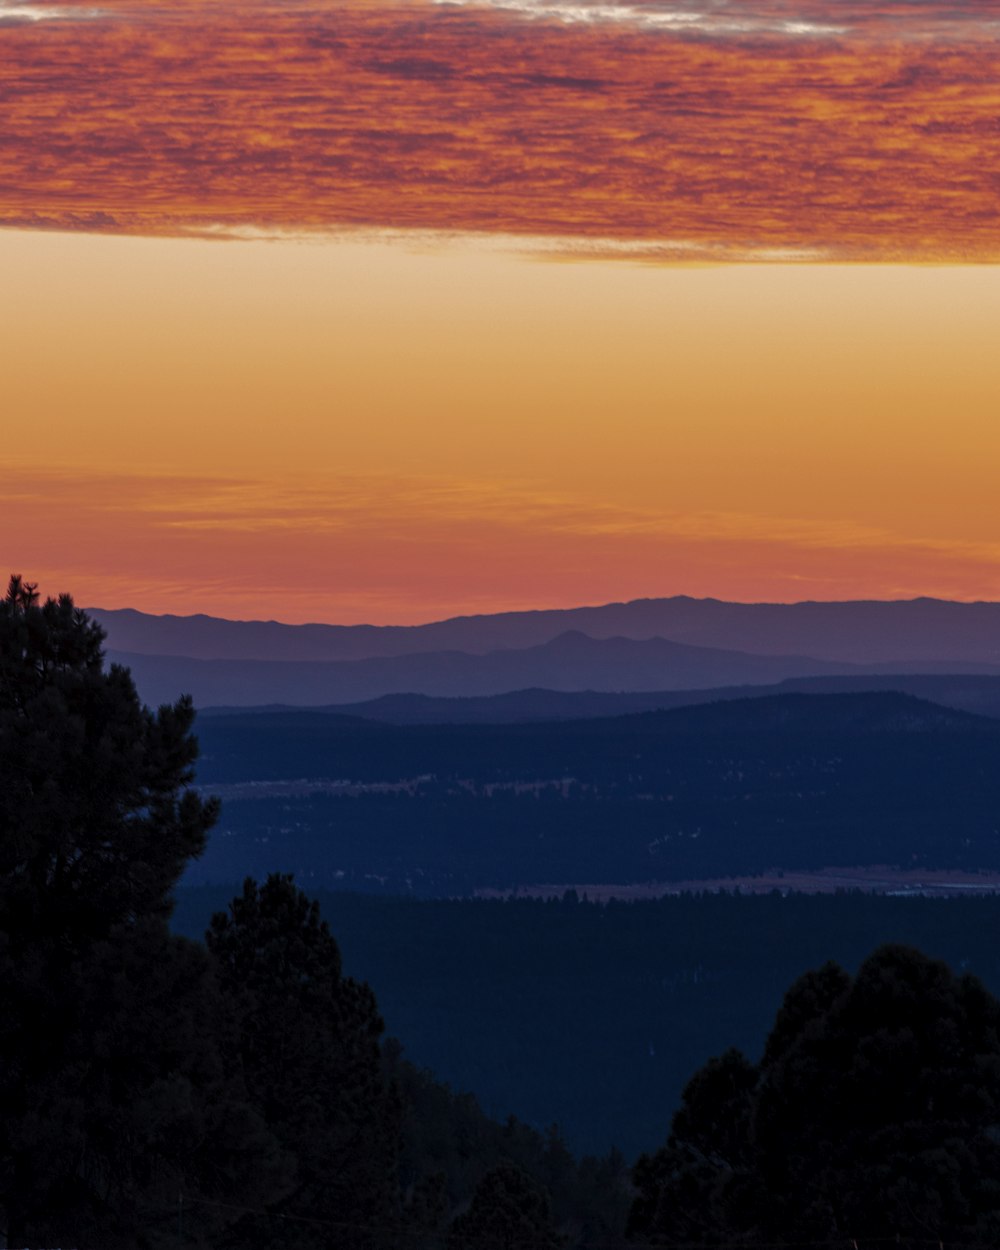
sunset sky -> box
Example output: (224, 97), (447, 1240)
(4, 0), (1000, 622)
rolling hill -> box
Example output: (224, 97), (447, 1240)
(189, 691), (1000, 895)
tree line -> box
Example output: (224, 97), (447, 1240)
(173, 886), (1000, 1161)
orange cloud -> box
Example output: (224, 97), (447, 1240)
(2, 0), (1000, 257)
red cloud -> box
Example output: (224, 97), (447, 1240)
(2, 0), (999, 257)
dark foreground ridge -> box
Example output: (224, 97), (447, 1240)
(0, 577), (627, 1249)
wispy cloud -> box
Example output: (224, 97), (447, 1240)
(6, 464), (1000, 622)
(0, 0), (103, 22)
(434, 0), (849, 39)
(7, 463), (1000, 559)
(439, 0), (1000, 40)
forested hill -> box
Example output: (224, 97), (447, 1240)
(189, 692), (1000, 894)
(196, 690), (993, 783)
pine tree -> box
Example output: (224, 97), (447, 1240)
(629, 944), (1000, 1250)
(207, 875), (401, 1248)
(0, 577), (284, 1247)
(446, 1162), (563, 1250)
(0, 574), (217, 942)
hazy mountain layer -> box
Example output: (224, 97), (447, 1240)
(109, 631), (1000, 709)
(109, 631), (870, 708)
(92, 595), (1000, 665)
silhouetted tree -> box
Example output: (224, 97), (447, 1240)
(0, 577), (283, 1247)
(403, 1169), (449, 1247)
(446, 1162), (563, 1250)
(382, 1035), (631, 1250)
(629, 944), (1000, 1250)
(0, 573), (217, 942)
(207, 874), (401, 1248)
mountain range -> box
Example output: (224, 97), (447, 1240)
(91, 595), (1000, 665)
(91, 596), (1000, 709)
(106, 631), (874, 708)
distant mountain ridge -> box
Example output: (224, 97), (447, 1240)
(90, 595), (1000, 665)
(103, 630), (1000, 709)
(200, 674), (1000, 723)
(616, 690), (991, 735)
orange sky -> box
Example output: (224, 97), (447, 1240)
(2, 0), (1000, 621)
(4, 229), (1000, 621)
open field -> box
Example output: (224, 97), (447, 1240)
(479, 867), (1000, 901)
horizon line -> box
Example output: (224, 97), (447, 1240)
(80, 592), (1000, 632)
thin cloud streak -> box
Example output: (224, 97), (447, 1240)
(2, 0), (1000, 257)
(38, 466), (995, 562)
(6, 465), (1000, 622)
(0, 0), (103, 21)
(435, 0), (850, 38)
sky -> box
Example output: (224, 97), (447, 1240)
(3, 0), (1000, 622)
